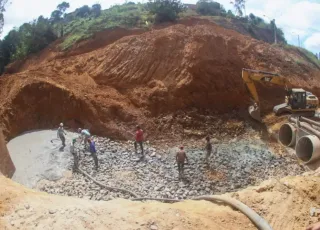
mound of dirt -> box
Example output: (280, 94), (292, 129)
(1, 173), (320, 229)
(1, 18), (320, 139)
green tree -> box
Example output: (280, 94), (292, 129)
(196, 0), (223, 16)
(50, 2), (70, 37)
(249, 13), (255, 21)
(50, 10), (63, 23)
(0, 0), (8, 35)
(232, 0), (246, 17)
(91, 4), (102, 17)
(12, 19), (57, 60)
(75, 5), (91, 18)
(248, 13), (264, 26)
(1, 30), (20, 68)
(227, 10), (235, 18)
(0, 15), (57, 74)
(57, 1), (70, 13)
(147, 0), (186, 24)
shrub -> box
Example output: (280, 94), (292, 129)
(196, 0), (224, 16)
(147, 0), (185, 24)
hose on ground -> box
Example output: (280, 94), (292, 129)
(78, 168), (272, 230)
(134, 196), (273, 230)
(77, 168), (139, 198)
(77, 168), (272, 230)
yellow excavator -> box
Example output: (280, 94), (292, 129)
(242, 68), (319, 122)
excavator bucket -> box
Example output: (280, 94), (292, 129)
(249, 105), (262, 122)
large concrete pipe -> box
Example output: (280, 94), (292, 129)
(279, 123), (296, 147)
(289, 117), (320, 139)
(301, 116), (320, 128)
(296, 135), (320, 164)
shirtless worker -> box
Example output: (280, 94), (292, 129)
(57, 123), (66, 147)
(176, 146), (189, 179)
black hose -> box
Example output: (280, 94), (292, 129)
(77, 165), (272, 229)
(78, 168), (139, 198)
(133, 196), (273, 230)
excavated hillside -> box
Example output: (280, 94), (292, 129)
(1, 18), (320, 139)
(3, 18), (320, 230)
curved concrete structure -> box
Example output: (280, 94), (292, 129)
(296, 135), (320, 164)
(279, 123), (296, 147)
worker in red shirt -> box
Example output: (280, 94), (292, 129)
(134, 125), (144, 157)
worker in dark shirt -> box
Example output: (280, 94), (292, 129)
(88, 138), (99, 170)
(205, 136), (213, 163)
(70, 138), (79, 172)
(176, 146), (189, 179)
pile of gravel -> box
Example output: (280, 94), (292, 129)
(38, 136), (305, 200)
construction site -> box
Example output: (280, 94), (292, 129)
(1, 14), (320, 230)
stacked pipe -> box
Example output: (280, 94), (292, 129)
(278, 116), (320, 164)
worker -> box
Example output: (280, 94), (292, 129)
(204, 136), (212, 163)
(134, 125), (144, 157)
(176, 146), (189, 179)
(57, 123), (66, 147)
(306, 222), (320, 230)
(78, 128), (91, 149)
(70, 138), (79, 172)
(88, 138), (99, 170)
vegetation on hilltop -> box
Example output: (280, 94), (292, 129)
(0, 0), (317, 75)
(0, 0), (8, 34)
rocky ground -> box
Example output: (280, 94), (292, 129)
(38, 132), (306, 201)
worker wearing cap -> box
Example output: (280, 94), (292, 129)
(57, 123), (66, 147)
(78, 128), (91, 149)
(176, 146), (189, 179)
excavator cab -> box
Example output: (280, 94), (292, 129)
(289, 89), (307, 110)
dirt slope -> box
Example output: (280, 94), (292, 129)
(1, 174), (320, 230)
(0, 175), (254, 230)
(1, 18), (320, 139)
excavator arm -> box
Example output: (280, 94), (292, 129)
(242, 68), (288, 121)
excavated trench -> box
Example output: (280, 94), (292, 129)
(7, 130), (305, 201)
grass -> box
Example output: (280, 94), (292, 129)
(298, 47), (320, 67)
(57, 2), (305, 60)
(60, 33), (91, 50)
(60, 3), (152, 50)
(278, 43), (320, 69)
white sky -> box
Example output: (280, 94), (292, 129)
(2, 0), (320, 53)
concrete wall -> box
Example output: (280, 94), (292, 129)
(0, 129), (15, 178)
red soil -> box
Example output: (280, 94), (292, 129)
(1, 18), (319, 140)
